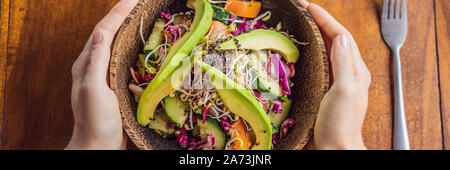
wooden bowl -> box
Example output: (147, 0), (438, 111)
(110, 0), (329, 150)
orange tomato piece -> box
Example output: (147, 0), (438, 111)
(225, 0), (261, 18)
(229, 119), (252, 150)
(208, 20), (229, 38)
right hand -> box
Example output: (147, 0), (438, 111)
(299, 0), (371, 150)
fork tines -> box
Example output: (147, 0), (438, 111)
(382, 0), (407, 20)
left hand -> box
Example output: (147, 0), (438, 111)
(66, 0), (138, 150)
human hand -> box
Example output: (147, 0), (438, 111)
(66, 0), (138, 150)
(299, 0), (371, 150)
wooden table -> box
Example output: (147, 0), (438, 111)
(0, 0), (448, 150)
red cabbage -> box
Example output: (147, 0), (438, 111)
(202, 107), (210, 124)
(253, 90), (268, 103)
(208, 134), (215, 146)
(187, 134), (216, 150)
(167, 121), (174, 130)
(231, 21), (251, 36)
(176, 128), (186, 142)
(267, 56), (273, 77)
(280, 119), (296, 139)
(222, 115), (229, 121)
(271, 100), (282, 114)
(130, 67), (141, 84)
(263, 103), (270, 113)
(289, 64), (295, 77)
(141, 74), (154, 83)
(230, 14), (236, 21)
(231, 20), (267, 36)
(276, 54), (291, 95)
(270, 53), (280, 80)
(167, 26), (180, 42)
(176, 128), (189, 148)
(253, 21), (267, 29)
(189, 137), (197, 146)
(161, 12), (171, 22)
(272, 133), (277, 145)
(220, 118), (231, 131)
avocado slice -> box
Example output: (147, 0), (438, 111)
(197, 117), (226, 150)
(217, 29), (300, 63)
(158, 0), (213, 73)
(268, 99), (292, 130)
(164, 95), (188, 127)
(137, 0), (213, 126)
(197, 61), (272, 150)
(137, 55), (193, 126)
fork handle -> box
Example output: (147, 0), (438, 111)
(392, 47), (410, 150)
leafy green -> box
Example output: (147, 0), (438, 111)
(212, 5), (239, 25)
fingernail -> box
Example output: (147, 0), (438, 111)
(299, 0), (310, 7)
(337, 34), (349, 48)
(93, 31), (103, 45)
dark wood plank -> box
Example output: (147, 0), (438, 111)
(2, 0), (119, 149)
(0, 0), (10, 148)
(436, 0), (450, 150)
(311, 0), (442, 149)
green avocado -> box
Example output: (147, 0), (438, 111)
(217, 29), (300, 63)
(197, 61), (273, 150)
(137, 0), (213, 126)
(137, 55), (193, 126)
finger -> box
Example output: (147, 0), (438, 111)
(330, 34), (355, 83)
(351, 42), (371, 88)
(305, 3), (349, 40)
(86, 0), (138, 81)
(73, 0), (138, 81)
(298, 0), (310, 8)
(77, 0), (138, 62)
(84, 32), (110, 83)
(94, 0), (138, 45)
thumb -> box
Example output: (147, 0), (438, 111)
(330, 34), (356, 84)
(84, 0), (138, 83)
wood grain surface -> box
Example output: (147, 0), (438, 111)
(311, 0), (443, 150)
(0, 0), (120, 149)
(436, 0), (450, 150)
(0, 0), (10, 148)
(0, 0), (447, 150)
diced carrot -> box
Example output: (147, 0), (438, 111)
(229, 119), (252, 150)
(225, 0), (261, 18)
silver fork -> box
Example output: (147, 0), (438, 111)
(381, 0), (410, 150)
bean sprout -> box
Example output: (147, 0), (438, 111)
(225, 138), (244, 150)
(163, 14), (180, 27)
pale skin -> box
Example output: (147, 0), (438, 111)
(66, 0), (370, 150)
(299, 0), (370, 150)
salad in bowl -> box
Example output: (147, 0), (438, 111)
(127, 0), (309, 150)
